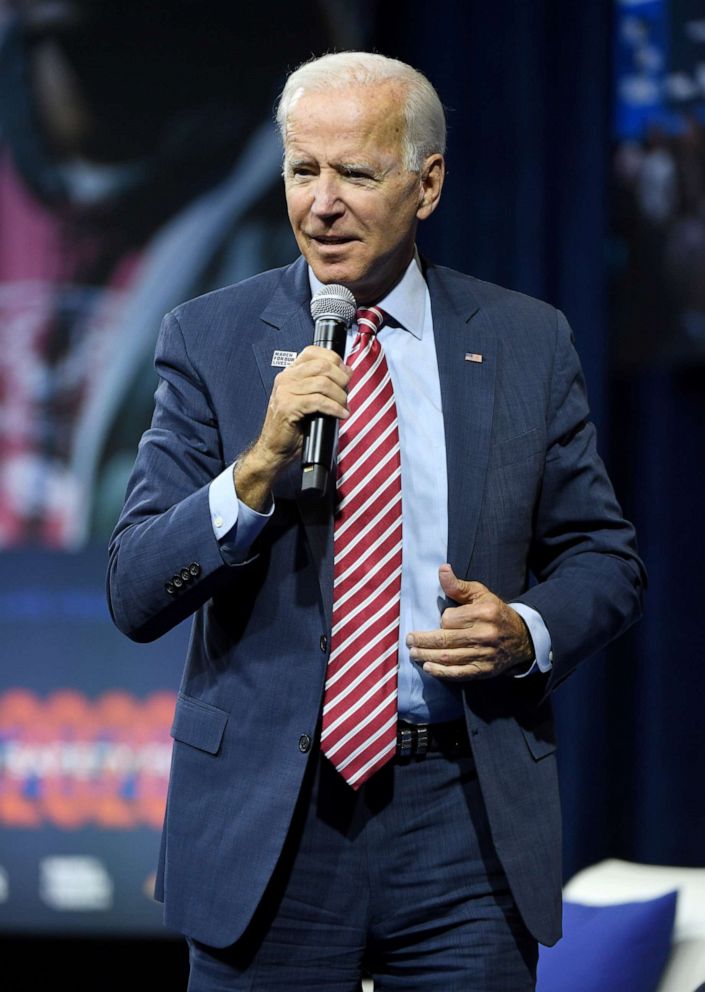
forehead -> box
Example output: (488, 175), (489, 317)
(284, 83), (406, 159)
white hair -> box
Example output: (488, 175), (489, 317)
(275, 51), (446, 172)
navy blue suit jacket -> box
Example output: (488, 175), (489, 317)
(107, 256), (645, 948)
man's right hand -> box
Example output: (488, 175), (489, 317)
(234, 346), (352, 511)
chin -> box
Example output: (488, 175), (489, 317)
(311, 262), (364, 293)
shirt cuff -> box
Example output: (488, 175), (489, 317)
(208, 463), (273, 564)
(509, 602), (553, 679)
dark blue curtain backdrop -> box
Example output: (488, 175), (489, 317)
(377, 0), (705, 881)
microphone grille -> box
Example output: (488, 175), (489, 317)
(310, 284), (357, 326)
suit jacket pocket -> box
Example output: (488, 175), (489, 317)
(521, 719), (557, 761)
(170, 693), (229, 755)
(489, 427), (544, 469)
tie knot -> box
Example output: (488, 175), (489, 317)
(356, 306), (386, 336)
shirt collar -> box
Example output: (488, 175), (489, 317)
(307, 250), (427, 340)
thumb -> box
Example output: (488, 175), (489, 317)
(438, 564), (487, 604)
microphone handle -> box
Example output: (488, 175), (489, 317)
(300, 317), (348, 496)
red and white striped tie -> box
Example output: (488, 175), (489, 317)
(320, 306), (402, 789)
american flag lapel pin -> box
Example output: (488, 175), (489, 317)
(464, 352), (483, 363)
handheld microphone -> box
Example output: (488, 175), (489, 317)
(300, 284), (357, 496)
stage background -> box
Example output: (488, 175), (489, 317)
(1, 0), (703, 986)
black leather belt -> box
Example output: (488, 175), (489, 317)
(396, 718), (470, 758)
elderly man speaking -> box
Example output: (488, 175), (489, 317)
(108, 51), (645, 991)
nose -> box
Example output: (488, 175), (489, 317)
(309, 175), (345, 220)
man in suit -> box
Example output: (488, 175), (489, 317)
(108, 52), (645, 990)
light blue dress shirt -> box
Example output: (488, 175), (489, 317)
(208, 254), (552, 722)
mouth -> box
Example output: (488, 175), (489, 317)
(309, 234), (357, 247)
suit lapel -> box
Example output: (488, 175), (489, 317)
(426, 263), (497, 580)
(252, 256), (312, 399)
(251, 257), (336, 625)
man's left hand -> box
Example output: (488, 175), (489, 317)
(406, 565), (533, 680)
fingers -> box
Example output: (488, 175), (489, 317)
(407, 627), (517, 680)
(417, 659), (502, 681)
(245, 346), (355, 481)
(288, 347), (351, 381)
(408, 641), (520, 681)
(294, 346), (352, 390)
(275, 346), (353, 419)
(440, 602), (495, 629)
(259, 347), (353, 463)
(438, 563), (489, 604)
(406, 576), (531, 681)
(405, 625), (495, 670)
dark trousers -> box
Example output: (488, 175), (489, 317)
(186, 740), (538, 991)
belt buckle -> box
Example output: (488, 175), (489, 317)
(415, 724), (430, 755)
(397, 723), (430, 758)
(397, 725), (414, 758)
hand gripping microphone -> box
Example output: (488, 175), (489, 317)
(300, 284), (357, 496)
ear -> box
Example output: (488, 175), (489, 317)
(416, 154), (445, 221)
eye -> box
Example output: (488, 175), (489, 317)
(288, 163), (316, 180)
(342, 168), (374, 181)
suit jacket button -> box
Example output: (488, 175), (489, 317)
(189, 562), (201, 577)
(319, 635), (328, 653)
(298, 734), (311, 753)
(165, 582), (175, 595)
(180, 567), (191, 583)
(173, 574), (183, 589)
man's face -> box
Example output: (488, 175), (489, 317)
(283, 83), (443, 304)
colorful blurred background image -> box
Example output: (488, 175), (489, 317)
(0, 0), (351, 941)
